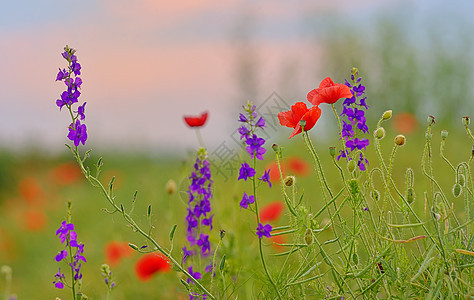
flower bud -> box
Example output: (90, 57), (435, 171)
(219, 229), (226, 239)
(329, 147), (336, 157)
(452, 183), (462, 198)
(304, 228), (313, 245)
(374, 127), (386, 139)
(371, 190), (380, 201)
(406, 187), (415, 204)
(284, 176), (295, 187)
(347, 160), (356, 173)
(394, 134), (406, 146)
(440, 130), (448, 140)
(427, 115), (435, 125)
(462, 116), (470, 127)
(299, 119), (306, 129)
(382, 110), (392, 120)
(272, 144), (280, 153)
(165, 179), (177, 195)
(458, 174), (465, 187)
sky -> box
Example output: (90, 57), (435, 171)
(1, 0), (473, 155)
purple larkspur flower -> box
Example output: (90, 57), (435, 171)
(238, 125), (250, 139)
(201, 214), (213, 230)
(245, 134), (266, 160)
(56, 68), (68, 81)
(53, 269), (65, 289)
(345, 138), (369, 152)
(77, 102), (86, 120)
(240, 192), (255, 209)
(256, 223), (272, 239)
(255, 117), (265, 128)
(187, 266), (202, 284)
(238, 162), (256, 181)
(182, 246), (194, 264)
(197, 234), (210, 255)
(258, 169), (271, 188)
(239, 113), (248, 122)
(67, 120), (88, 147)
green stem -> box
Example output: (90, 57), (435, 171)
(71, 149), (216, 300)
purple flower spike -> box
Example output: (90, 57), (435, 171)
(258, 169), (272, 188)
(67, 120), (88, 147)
(256, 223), (272, 239)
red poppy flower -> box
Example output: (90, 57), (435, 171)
(51, 163), (81, 186)
(278, 102), (321, 138)
(307, 77), (353, 106)
(287, 157), (310, 177)
(135, 253), (171, 281)
(18, 177), (45, 205)
(259, 201), (285, 223)
(270, 234), (286, 250)
(22, 209), (48, 231)
(184, 111), (208, 128)
(105, 241), (134, 267)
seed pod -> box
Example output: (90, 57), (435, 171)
(165, 179), (177, 195)
(462, 116), (470, 127)
(452, 183), (462, 198)
(347, 160), (356, 173)
(427, 115), (435, 125)
(440, 130), (448, 140)
(407, 188), (415, 204)
(284, 176), (295, 187)
(394, 135), (406, 146)
(371, 190), (380, 201)
(329, 146), (336, 157)
(304, 228), (313, 245)
(299, 119), (307, 129)
(382, 110), (392, 120)
(374, 127), (386, 139)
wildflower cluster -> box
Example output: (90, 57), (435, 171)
(338, 68), (370, 170)
(53, 221), (86, 290)
(100, 264), (116, 291)
(183, 148), (214, 297)
(55, 45), (87, 147)
(237, 103), (272, 237)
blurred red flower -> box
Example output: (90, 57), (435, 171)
(278, 102), (321, 138)
(392, 112), (418, 135)
(266, 162), (285, 183)
(50, 163), (82, 186)
(270, 234), (286, 250)
(22, 209), (48, 231)
(105, 241), (134, 267)
(135, 253), (171, 281)
(259, 202), (284, 223)
(307, 77), (353, 106)
(287, 157), (311, 177)
(184, 111), (208, 128)
(18, 177), (44, 205)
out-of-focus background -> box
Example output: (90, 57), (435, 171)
(1, 0), (473, 154)
(1, 0), (474, 298)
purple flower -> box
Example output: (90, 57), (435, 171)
(256, 223), (272, 239)
(255, 117), (266, 128)
(77, 102), (86, 120)
(56, 68), (68, 81)
(238, 162), (256, 181)
(197, 234), (210, 255)
(345, 138), (369, 152)
(341, 121), (354, 139)
(240, 192), (255, 209)
(258, 169), (271, 188)
(53, 269), (65, 289)
(245, 134), (266, 160)
(55, 250), (68, 262)
(238, 125), (250, 139)
(238, 113), (248, 122)
(187, 266), (202, 284)
(201, 215), (213, 230)
(182, 246), (194, 264)
(67, 120), (88, 147)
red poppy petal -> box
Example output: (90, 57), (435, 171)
(318, 77), (335, 89)
(287, 157), (310, 176)
(259, 202), (285, 222)
(184, 111), (208, 127)
(135, 253), (171, 281)
(278, 110), (296, 128)
(301, 105), (322, 131)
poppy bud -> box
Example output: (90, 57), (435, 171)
(462, 116), (470, 127)
(371, 190), (380, 201)
(284, 176), (295, 187)
(299, 119), (307, 129)
(329, 147), (336, 157)
(374, 127), (385, 139)
(394, 135), (406, 146)
(219, 229), (226, 239)
(382, 110), (392, 120)
(440, 130), (448, 140)
(427, 115), (435, 125)
(458, 174), (465, 187)
(347, 160), (356, 173)
(304, 228), (313, 245)
(165, 179), (177, 195)
(272, 144), (280, 152)
(452, 183), (462, 198)
(407, 188), (415, 204)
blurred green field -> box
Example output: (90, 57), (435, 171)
(1, 119), (473, 299)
